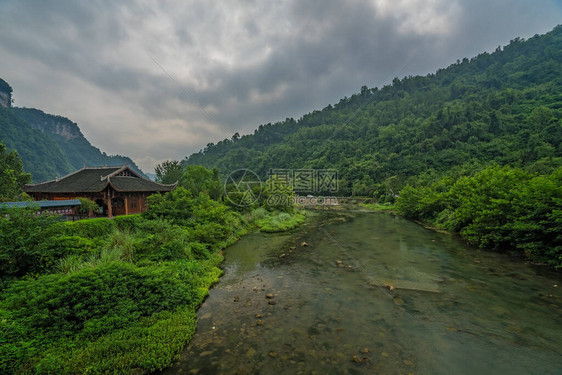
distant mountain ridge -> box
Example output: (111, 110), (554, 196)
(184, 25), (562, 196)
(0, 79), (145, 182)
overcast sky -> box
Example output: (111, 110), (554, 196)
(1, 0), (561, 172)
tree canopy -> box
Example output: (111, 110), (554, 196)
(0, 142), (31, 201)
(183, 25), (562, 197)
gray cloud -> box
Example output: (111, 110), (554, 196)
(0, 0), (560, 172)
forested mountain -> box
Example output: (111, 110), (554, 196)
(0, 80), (145, 182)
(185, 25), (562, 197)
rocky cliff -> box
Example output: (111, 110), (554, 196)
(14, 108), (83, 140)
(0, 78), (146, 182)
(0, 78), (12, 108)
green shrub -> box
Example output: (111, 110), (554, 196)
(135, 220), (192, 261)
(0, 208), (60, 277)
(55, 218), (115, 238)
(38, 235), (95, 271)
(396, 166), (562, 267)
(113, 214), (144, 232)
(256, 212), (306, 232)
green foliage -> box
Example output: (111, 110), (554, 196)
(255, 211), (306, 232)
(55, 217), (116, 238)
(0, 142), (31, 201)
(144, 187), (241, 246)
(0, 173), (304, 374)
(155, 159), (184, 184)
(396, 166), (562, 267)
(184, 26), (562, 197)
(134, 220), (192, 261)
(113, 213), (144, 232)
(76, 197), (98, 217)
(0, 261), (204, 372)
(261, 175), (296, 213)
(359, 203), (396, 212)
(0, 208), (60, 277)
(180, 165), (222, 199)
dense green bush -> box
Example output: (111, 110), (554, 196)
(145, 187), (242, 245)
(113, 213), (144, 232)
(134, 220), (192, 261)
(55, 217), (116, 238)
(0, 261), (208, 373)
(396, 166), (562, 267)
(0, 208), (60, 277)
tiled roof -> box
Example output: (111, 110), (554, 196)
(23, 166), (176, 194)
(109, 176), (176, 192)
(0, 199), (82, 209)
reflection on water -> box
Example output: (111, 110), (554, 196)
(161, 212), (562, 375)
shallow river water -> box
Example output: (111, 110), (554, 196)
(161, 211), (562, 375)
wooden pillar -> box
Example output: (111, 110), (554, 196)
(107, 191), (113, 218)
(124, 195), (129, 216)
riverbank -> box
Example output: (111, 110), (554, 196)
(0, 192), (307, 374)
(160, 210), (562, 374)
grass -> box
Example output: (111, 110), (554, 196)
(255, 211), (306, 232)
(1, 205), (306, 374)
(35, 253), (224, 375)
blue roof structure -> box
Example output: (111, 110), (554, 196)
(0, 199), (82, 209)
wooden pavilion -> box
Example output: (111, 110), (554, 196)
(23, 166), (176, 217)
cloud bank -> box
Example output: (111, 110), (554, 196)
(0, 0), (560, 171)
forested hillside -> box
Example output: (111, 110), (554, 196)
(0, 83), (145, 182)
(185, 25), (562, 197)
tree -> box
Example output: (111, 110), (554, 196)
(180, 165), (221, 200)
(261, 175), (295, 213)
(77, 198), (99, 218)
(154, 160), (184, 184)
(0, 142), (31, 202)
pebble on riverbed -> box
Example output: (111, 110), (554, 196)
(351, 355), (370, 364)
(265, 293), (275, 299)
(301, 242), (309, 247)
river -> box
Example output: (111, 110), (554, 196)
(161, 211), (562, 374)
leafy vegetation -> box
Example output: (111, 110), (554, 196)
(0, 142), (31, 201)
(184, 26), (562, 198)
(396, 166), (562, 267)
(253, 209), (306, 233)
(155, 159), (184, 184)
(0, 164), (305, 374)
(183, 26), (562, 265)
